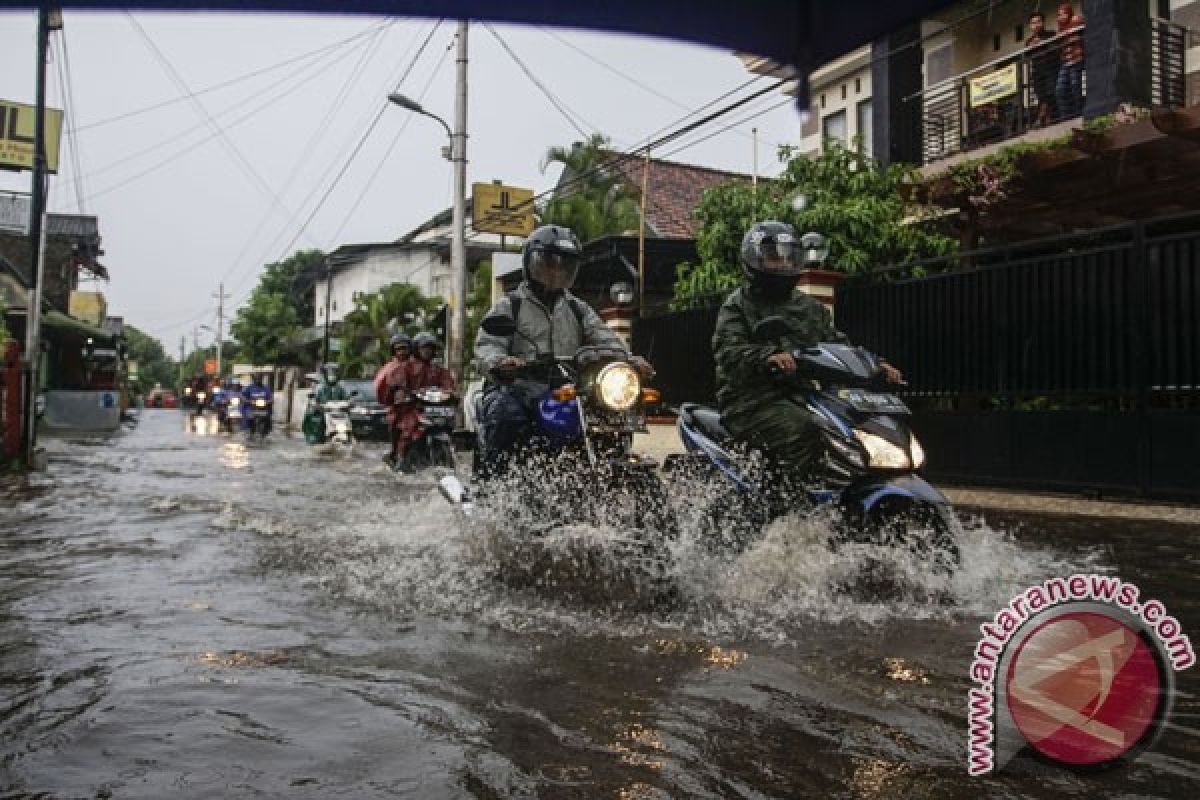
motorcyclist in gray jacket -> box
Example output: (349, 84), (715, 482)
(473, 224), (653, 476)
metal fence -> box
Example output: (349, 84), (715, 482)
(907, 19), (1186, 166)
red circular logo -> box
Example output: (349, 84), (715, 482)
(1005, 611), (1166, 766)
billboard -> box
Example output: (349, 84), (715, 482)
(0, 99), (63, 173)
(0, 191), (31, 235)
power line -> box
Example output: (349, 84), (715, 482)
(126, 12), (321, 248)
(74, 20), (389, 133)
(483, 23), (598, 139)
(327, 34), (453, 244)
(661, 96), (793, 160)
(84, 28), (366, 183)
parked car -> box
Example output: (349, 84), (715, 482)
(342, 380), (389, 441)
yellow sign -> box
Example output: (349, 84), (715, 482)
(0, 99), (63, 173)
(472, 182), (535, 237)
(69, 290), (107, 327)
(969, 64), (1018, 108)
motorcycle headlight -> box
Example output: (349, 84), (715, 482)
(594, 363), (640, 411)
(196, 392), (206, 401)
(230, 397), (240, 407)
(184, 387), (192, 395)
(853, 430), (912, 470)
(416, 387), (451, 403)
(910, 433), (926, 469)
(254, 398), (267, 408)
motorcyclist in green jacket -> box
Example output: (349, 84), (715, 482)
(712, 221), (903, 486)
(315, 362), (349, 405)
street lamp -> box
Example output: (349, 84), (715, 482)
(388, 93), (452, 160)
(387, 24), (468, 390)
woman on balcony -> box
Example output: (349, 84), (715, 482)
(1026, 11), (1059, 127)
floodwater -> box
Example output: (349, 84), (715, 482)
(1, 409), (1197, 799)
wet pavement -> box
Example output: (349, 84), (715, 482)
(1, 409), (1197, 799)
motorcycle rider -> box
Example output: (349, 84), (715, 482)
(712, 221), (903, 487)
(314, 362), (349, 405)
(374, 332), (413, 469)
(388, 332), (458, 473)
(473, 223), (654, 476)
(240, 371), (274, 433)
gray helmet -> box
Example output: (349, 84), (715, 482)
(413, 332), (439, 360)
(389, 333), (412, 355)
(522, 224), (582, 291)
(320, 362), (340, 381)
(740, 220), (805, 282)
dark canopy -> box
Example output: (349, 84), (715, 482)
(27, 0), (956, 108)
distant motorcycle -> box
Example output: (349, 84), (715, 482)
(242, 389), (273, 442)
(307, 397), (355, 447)
(405, 386), (457, 470)
(221, 394), (243, 433)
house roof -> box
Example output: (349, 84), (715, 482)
(605, 154), (748, 239)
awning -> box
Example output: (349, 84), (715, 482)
(41, 310), (119, 343)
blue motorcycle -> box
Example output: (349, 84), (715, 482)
(240, 385), (274, 441)
(673, 316), (960, 570)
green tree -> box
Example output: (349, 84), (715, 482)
(123, 324), (177, 391)
(539, 133), (641, 244)
(337, 282), (442, 378)
(229, 249), (324, 367)
(673, 143), (956, 305)
(465, 259), (492, 360)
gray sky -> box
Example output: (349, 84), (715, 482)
(0, 11), (801, 351)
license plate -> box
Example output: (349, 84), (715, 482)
(840, 390), (909, 415)
(424, 406), (455, 417)
(253, 409), (270, 418)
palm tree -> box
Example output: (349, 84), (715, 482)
(336, 283), (442, 378)
(539, 133), (641, 244)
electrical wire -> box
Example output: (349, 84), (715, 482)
(483, 23), (599, 139)
(125, 12), (321, 248)
(75, 20), (389, 133)
(52, 31), (89, 214)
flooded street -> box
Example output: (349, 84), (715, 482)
(1, 410), (1197, 799)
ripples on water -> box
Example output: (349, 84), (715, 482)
(1, 413), (1194, 800)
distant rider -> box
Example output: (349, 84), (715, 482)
(473, 223), (654, 476)
(374, 333), (412, 469)
(314, 362), (349, 406)
(386, 332), (458, 473)
(240, 372), (274, 432)
(712, 221), (903, 486)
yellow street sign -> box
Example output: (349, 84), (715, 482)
(0, 99), (63, 173)
(472, 182), (535, 237)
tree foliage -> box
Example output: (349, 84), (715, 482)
(336, 283), (442, 378)
(229, 249), (323, 367)
(123, 324), (177, 391)
(539, 133), (641, 244)
(673, 143), (957, 304)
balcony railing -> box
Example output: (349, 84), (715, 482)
(906, 19), (1187, 166)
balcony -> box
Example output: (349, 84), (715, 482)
(907, 18), (1187, 167)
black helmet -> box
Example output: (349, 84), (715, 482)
(389, 332), (412, 355)
(522, 224), (582, 291)
(740, 220), (805, 282)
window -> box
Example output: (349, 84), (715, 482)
(821, 93), (827, 109)
(1015, 24), (1024, 42)
(855, 77), (861, 94)
(841, 84), (847, 99)
(925, 43), (954, 86)
(857, 99), (874, 156)
(993, 33), (1001, 51)
(822, 110), (848, 146)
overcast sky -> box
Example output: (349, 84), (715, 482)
(0, 10), (802, 352)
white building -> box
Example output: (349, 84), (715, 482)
(313, 242), (448, 327)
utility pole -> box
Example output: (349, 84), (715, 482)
(321, 257), (333, 365)
(21, 5), (56, 468)
(449, 19), (469, 386)
(178, 336), (185, 389)
(213, 282), (229, 378)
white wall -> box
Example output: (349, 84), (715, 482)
(801, 46), (874, 157)
(313, 245), (449, 326)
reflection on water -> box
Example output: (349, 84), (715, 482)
(0, 410), (1196, 799)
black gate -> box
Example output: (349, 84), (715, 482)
(632, 213), (1200, 500)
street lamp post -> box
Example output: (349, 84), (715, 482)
(387, 20), (469, 387)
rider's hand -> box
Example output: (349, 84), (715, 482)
(766, 352), (797, 375)
(879, 362), (905, 385)
(497, 356), (525, 370)
(631, 356), (655, 380)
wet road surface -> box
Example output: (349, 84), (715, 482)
(1, 410), (1197, 798)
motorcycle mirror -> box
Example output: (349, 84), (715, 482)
(481, 314), (517, 337)
(753, 316), (791, 342)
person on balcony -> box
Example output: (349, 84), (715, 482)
(1055, 3), (1085, 119)
(1026, 11), (1059, 127)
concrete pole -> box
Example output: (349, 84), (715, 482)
(214, 281), (226, 378)
(21, 6), (51, 467)
(449, 20), (469, 385)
